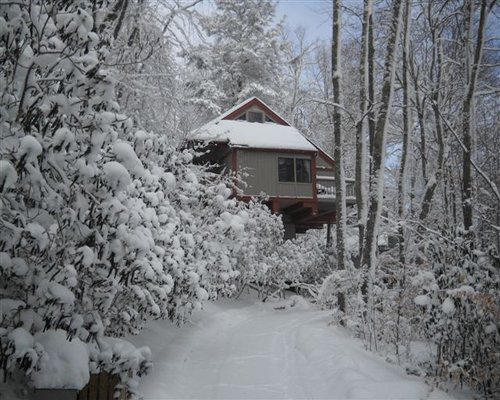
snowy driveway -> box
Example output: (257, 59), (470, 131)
(129, 296), (457, 400)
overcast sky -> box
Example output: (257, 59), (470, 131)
(276, 0), (332, 42)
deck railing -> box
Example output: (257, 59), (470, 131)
(316, 176), (355, 198)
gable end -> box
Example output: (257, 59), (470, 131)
(222, 98), (289, 126)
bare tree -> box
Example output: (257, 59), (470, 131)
(418, 2), (446, 223)
(461, 0), (495, 232)
(355, 0), (372, 258)
(332, 0), (347, 318)
(395, 0), (412, 359)
(360, 0), (404, 341)
(397, 0), (412, 259)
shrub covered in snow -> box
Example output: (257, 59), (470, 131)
(237, 229), (340, 302)
(0, 1), (283, 396)
(410, 234), (500, 397)
(0, 0), (152, 392)
(354, 230), (500, 398)
(321, 223), (500, 398)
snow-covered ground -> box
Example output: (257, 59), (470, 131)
(128, 295), (464, 400)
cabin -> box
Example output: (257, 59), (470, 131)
(188, 97), (355, 239)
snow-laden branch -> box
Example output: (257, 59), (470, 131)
(161, 0), (203, 34)
(380, 214), (454, 245)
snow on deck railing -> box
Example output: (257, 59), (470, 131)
(316, 178), (355, 198)
(317, 176), (355, 182)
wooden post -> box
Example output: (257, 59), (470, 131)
(272, 198), (280, 214)
(74, 372), (125, 400)
(98, 372), (108, 400)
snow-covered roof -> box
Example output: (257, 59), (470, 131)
(190, 119), (317, 152)
(189, 97), (317, 152)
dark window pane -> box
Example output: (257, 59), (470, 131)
(278, 158), (295, 182)
(247, 111), (264, 123)
(236, 113), (246, 120)
(295, 159), (311, 183)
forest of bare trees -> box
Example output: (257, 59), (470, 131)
(326, 0), (499, 397)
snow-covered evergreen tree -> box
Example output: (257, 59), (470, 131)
(185, 0), (285, 115)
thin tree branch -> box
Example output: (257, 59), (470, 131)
(435, 107), (500, 202)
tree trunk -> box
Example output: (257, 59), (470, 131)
(367, 3), (376, 167)
(361, 0), (404, 309)
(411, 68), (428, 185)
(398, 0), (412, 263)
(355, 0), (372, 258)
(419, 3), (445, 223)
(462, 0), (491, 232)
(332, 0), (346, 319)
(396, 0), (412, 359)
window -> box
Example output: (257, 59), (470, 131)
(295, 159), (311, 183)
(278, 158), (295, 182)
(278, 157), (311, 183)
(247, 111), (264, 123)
(235, 111), (271, 123)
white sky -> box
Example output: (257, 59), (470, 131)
(276, 0), (332, 42)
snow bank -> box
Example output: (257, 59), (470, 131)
(32, 329), (89, 390)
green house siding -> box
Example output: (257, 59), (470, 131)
(236, 150), (313, 198)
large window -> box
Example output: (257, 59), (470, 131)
(278, 157), (311, 183)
